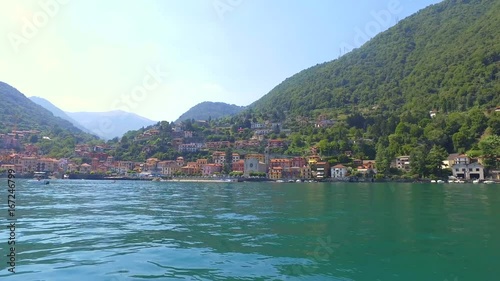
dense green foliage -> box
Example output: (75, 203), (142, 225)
(176, 102), (245, 123)
(0, 81), (98, 157)
(250, 0), (500, 116)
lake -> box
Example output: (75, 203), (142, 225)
(1, 180), (499, 280)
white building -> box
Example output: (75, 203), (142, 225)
(331, 164), (348, 178)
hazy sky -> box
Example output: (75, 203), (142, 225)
(0, 0), (441, 122)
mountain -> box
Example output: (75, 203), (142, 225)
(176, 101), (245, 123)
(66, 111), (157, 140)
(29, 96), (91, 133)
(0, 81), (92, 136)
(0, 81), (98, 158)
(249, 0), (500, 118)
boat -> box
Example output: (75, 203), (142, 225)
(472, 179), (480, 184)
(437, 180), (445, 184)
(33, 172), (50, 185)
(484, 180), (496, 184)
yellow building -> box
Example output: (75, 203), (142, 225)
(245, 153), (265, 163)
(269, 167), (283, 179)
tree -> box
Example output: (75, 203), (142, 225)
(488, 113), (500, 135)
(478, 135), (500, 169)
(410, 146), (427, 178)
(425, 145), (448, 177)
(29, 135), (38, 143)
(224, 147), (233, 174)
(375, 138), (392, 175)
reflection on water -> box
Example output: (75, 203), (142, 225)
(0, 180), (499, 280)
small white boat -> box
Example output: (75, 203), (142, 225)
(484, 180), (496, 184)
(437, 180), (445, 183)
(431, 180), (437, 183)
(472, 179), (480, 184)
(33, 172), (50, 185)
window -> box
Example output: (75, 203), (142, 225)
(476, 168), (480, 172)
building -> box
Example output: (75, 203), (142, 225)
(291, 157), (306, 168)
(232, 153), (240, 162)
(212, 151), (226, 164)
(158, 160), (180, 176)
(392, 156), (411, 171)
(269, 167), (283, 179)
(80, 163), (91, 174)
(442, 153), (460, 169)
(268, 139), (285, 148)
(178, 143), (203, 153)
(245, 154), (266, 163)
(315, 162), (330, 179)
(243, 158), (267, 177)
(451, 155), (484, 180)
(231, 160), (245, 173)
(270, 158), (291, 170)
(452, 162), (485, 180)
(251, 123), (265, 129)
(331, 164), (348, 178)
(300, 166), (312, 179)
(202, 163), (222, 176)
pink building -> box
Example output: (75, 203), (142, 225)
(202, 164), (222, 176)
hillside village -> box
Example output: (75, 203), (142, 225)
(1, 114), (499, 182)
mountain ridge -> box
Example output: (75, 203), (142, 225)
(249, 0), (500, 117)
(175, 101), (245, 123)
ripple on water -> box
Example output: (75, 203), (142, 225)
(2, 180), (499, 281)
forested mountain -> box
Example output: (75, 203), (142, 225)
(0, 82), (88, 135)
(250, 0), (500, 116)
(176, 102), (245, 123)
(223, 0), (499, 176)
(0, 81), (98, 157)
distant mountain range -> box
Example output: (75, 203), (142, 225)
(175, 101), (245, 123)
(29, 96), (92, 134)
(65, 111), (157, 140)
(29, 96), (157, 140)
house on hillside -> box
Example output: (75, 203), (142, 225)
(202, 163), (222, 176)
(331, 164), (348, 179)
(392, 156), (411, 171)
(315, 162), (330, 179)
(451, 155), (484, 180)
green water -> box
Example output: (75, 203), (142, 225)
(1, 180), (499, 280)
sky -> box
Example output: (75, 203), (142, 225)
(0, 0), (442, 122)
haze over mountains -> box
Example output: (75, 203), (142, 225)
(28, 96), (157, 140)
(65, 111), (156, 140)
(28, 96), (92, 134)
(3, 0), (499, 154)
(28, 97), (244, 139)
(0, 82), (86, 135)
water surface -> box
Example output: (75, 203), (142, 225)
(1, 180), (499, 280)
